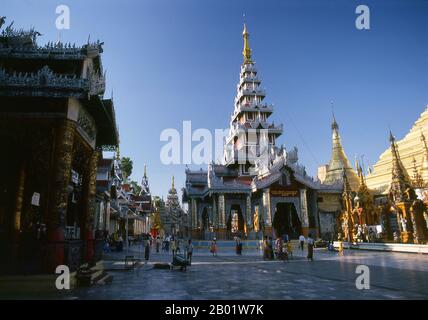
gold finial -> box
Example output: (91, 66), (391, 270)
(242, 17), (252, 65)
(144, 164), (147, 178)
(172, 176), (175, 189)
(331, 101), (339, 131)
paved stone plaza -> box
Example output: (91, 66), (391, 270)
(59, 246), (428, 300)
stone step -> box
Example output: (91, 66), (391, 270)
(333, 241), (428, 254)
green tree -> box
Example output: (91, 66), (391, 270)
(130, 180), (142, 195)
(121, 157), (133, 181)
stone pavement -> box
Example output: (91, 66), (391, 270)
(58, 246), (428, 300)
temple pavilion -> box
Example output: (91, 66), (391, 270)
(0, 18), (119, 273)
(182, 24), (322, 240)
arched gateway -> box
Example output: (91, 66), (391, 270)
(273, 202), (302, 239)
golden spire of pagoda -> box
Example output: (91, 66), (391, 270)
(144, 164), (147, 179)
(242, 18), (253, 65)
(355, 155), (365, 186)
(389, 130), (413, 202)
(172, 175), (175, 190)
(324, 112), (360, 190)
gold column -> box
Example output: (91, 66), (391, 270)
(45, 119), (75, 272)
(83, 149), (99, 263)
(49, 119), (75, 232)
(85, 150), (99, 231)
(13, 162), (26, 235)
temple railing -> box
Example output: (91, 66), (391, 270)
(0, 66), (105, 96)
(0, 41), (103, 60)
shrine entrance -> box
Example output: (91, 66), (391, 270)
(202, 208), (209, 231)
(226, 204), (245, 239)
(273, 202), (302, 239)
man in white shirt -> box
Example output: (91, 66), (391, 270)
(299, 234), (305, 252)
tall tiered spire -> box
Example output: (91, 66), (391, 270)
(389, 130), (413, 202)
(242, 22), (252, 65)
(165, 175), (182, 226)
(140, 164), (150, 195)
(224, 22), (283, 174)
(323, 114), (359, 190)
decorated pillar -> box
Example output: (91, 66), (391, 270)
(83, 149), (99, 263)
(299, 188), (310, 236)
(263, 189), (272, 236)
(217, 193), (226, 239)
(409, 201), (427, 244)
(191, 198), (198, 228)
(246, 194), (252, 230)
(13, 162), (26, 237)
(212, 196), (217, 228)
(46, 119), (75, 272)
(190, 198), (199, 239)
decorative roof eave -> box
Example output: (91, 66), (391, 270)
(86, 95), (119, 149)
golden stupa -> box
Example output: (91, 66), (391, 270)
(366, 106), (428, 193)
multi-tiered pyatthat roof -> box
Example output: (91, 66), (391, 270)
(388, 131), (414, 203)
(224, 24), (283, 176)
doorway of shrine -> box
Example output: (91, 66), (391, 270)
(201, 207), (211, 240)
(273, 202), (302, 239)
(226, 204), (245, 240)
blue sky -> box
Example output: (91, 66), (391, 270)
(3, 0), (428, 199)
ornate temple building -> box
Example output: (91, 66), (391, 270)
(0, 18), (119, 273)
(183, 24), (320, 240)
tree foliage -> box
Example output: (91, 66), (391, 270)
(121, 157), (133, 181)
(130, 180), (142, 195)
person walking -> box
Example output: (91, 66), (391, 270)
(235, 237), (242, 255)
(269, 237), (275, 260)
(171, 238), (177, 258)
(187, 239), (194, 265)
(307, 233), (315, 261)
(166, 235), (170, 252)
(338, 239), (344, 256)
(144, 239), (150, 262)
(299, 234), (305, 252)
(210, 238), (218, 256)
(156, 236), (161, 253)
(117, 234), (124, 252)
(287, 240), (293, 259)
(263, 236), (270, 260)
(275, 237), (284, 260)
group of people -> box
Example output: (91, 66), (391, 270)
(153, 235), (194, 265)
(104, 232), (317, 263)
(263, 233), (315, 261)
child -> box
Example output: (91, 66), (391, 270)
(287, 241), (293, 259)
(338, 240), (344, 256)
